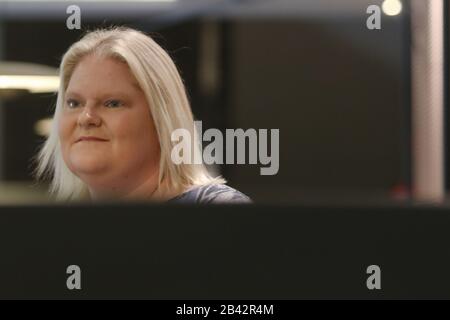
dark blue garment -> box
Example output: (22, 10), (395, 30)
(167, 184), (252, 204)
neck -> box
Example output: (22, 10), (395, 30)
(87, 168), (161, 201)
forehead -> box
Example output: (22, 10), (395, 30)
(66, 55), (142, 94)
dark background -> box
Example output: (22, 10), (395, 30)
(1, 204), (449, 299)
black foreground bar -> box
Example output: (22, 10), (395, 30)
(0, 203), (449, 299)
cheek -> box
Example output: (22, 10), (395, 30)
(58, 116), (71, 141)
(58, 114), (77, 157)
(113, 112), (159, 154)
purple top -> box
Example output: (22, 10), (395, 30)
(167, 184), (252, 204)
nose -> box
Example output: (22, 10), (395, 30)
(77, 104), (102, 128)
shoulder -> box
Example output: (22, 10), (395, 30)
(168, 184), (252, 204)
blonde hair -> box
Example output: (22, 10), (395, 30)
(35, 26), (224, 201)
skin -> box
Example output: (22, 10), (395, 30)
(59, 54), (164, 201)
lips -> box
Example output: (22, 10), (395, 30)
(76, 136), (109, 143)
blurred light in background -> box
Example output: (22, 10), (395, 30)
(0, 182), (50, 204)
(0, 61), (59, 94)
(382, 0), (402, 16)
(0, 75), (59, 93)
(34, 117), (53, 137)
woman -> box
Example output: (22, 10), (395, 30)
(35, 27), (251, 204)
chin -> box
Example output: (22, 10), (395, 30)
(69, 156), (109, 176)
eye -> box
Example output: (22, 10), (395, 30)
(66, 99), (80, 109)
(105, 99), (124, 108)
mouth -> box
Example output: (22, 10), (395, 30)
(76, 136), (109, 143)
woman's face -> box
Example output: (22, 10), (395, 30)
(59, 55), (161, 193)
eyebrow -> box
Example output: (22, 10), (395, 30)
(64, 91), (83, 98)
(64, 90), (135, 100)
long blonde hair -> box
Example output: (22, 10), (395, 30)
(35, 26), (224, 201)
